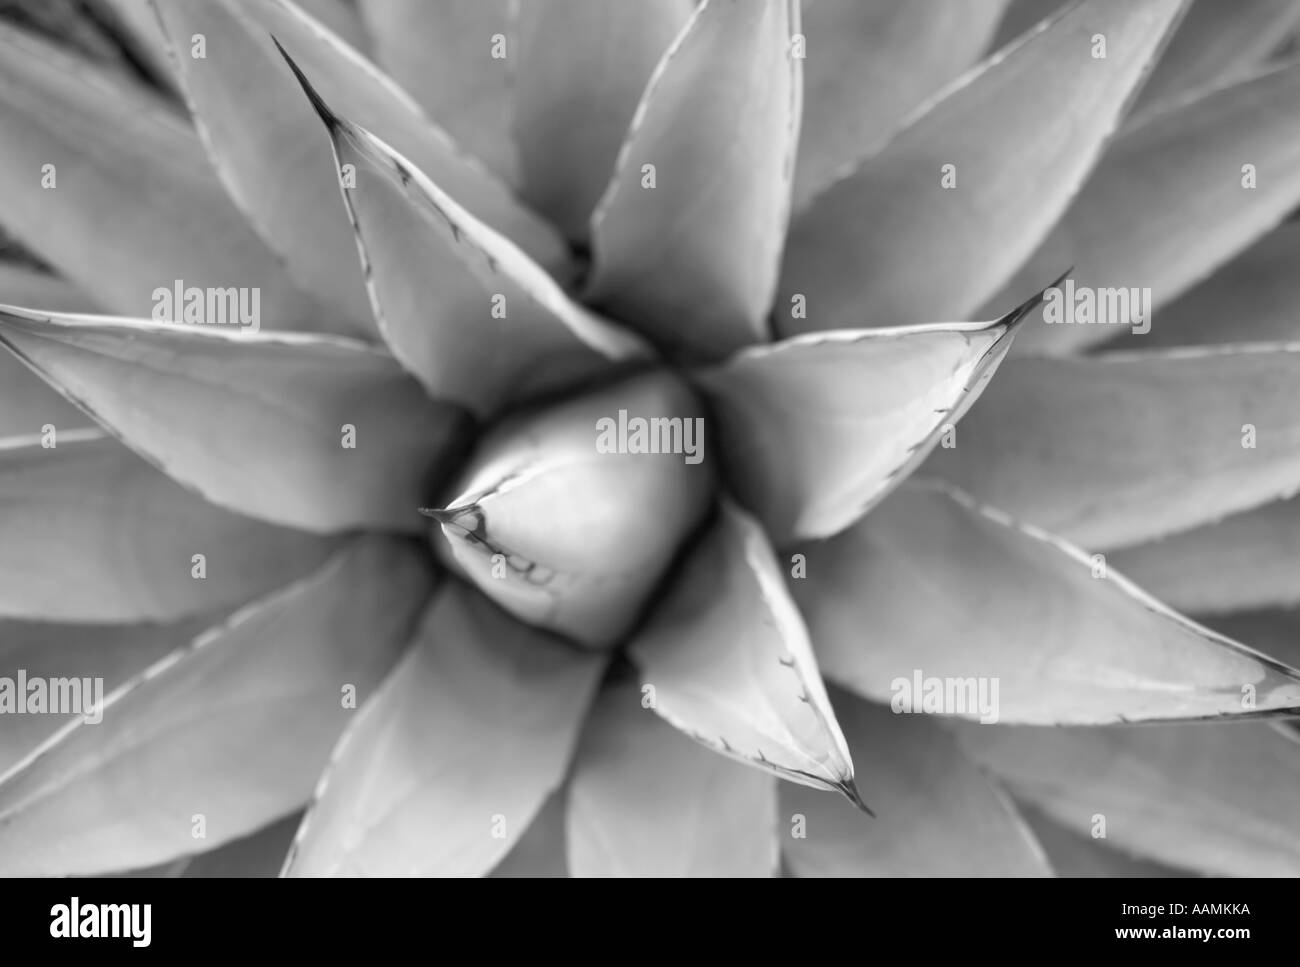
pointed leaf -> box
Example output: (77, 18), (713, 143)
(778, 0), (1186, 335)
(284, 582), (605, 876)
(0, 22), (333, 330)
(0, 537), (432, 875)
(431, 371), (712, 648)
(957, 720), (1300, 876)
(241, 0), (561, 264)
(695, 288), (1041, 544)
(150, 0), (369, 335)
(0, 305), (467, 534)
(1112, 499), (1300, 614)
(587, 0), (802, 360)
(1004, 60), (1300, 354)
(782, 687), (1050, 876)
(627, 500), (860, 804)
(1140, 221), (1300, 347)
(567, 681), (779, 877)
(287, 63), (650, 417)
(152, 0), (569, 343)
(792, 483), (1300, 724)
(0, 615), (212, 775)
(355, 0), (518, 182)
(1135, 0), (1300, 110)
(0, 431), (338, 621)
(929, 346), (1300, 548)
(795, 0), (1009, 208)
(513, 0), (694, 240)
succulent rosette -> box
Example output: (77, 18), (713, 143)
(2, 0), (1300, 877)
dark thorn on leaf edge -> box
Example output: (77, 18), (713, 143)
(272, 36), (339, 131)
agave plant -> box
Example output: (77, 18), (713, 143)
(2, 0), (1300, 879)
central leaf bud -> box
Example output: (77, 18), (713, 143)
(426, 369), (714, 648)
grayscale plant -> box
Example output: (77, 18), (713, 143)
(1, 0), (1300, 878)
